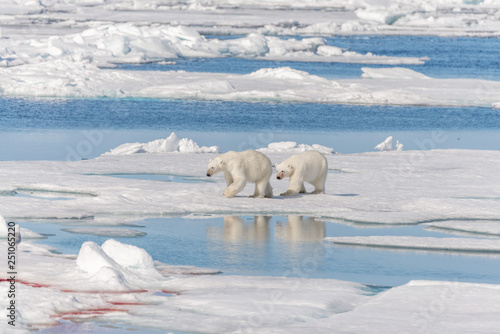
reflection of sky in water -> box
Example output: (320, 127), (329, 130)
(20, 216), (500, 287)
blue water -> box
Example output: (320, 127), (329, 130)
(1, 98), (500, 160)
(19, 216), (500, 287)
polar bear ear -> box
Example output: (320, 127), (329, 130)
(209, 158), (213, 163)
(219, 160), (225, 166)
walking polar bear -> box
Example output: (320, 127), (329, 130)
(206, 150), (273, 198)
(275, 150), (328, 197)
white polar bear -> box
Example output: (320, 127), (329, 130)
(206, 150), (273, 198)
(275, 150), (328, 197)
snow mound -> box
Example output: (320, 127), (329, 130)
(101, 239), (158, 276)
(258, 141), (334, 154)
(375, 136), (403, 152)
(104, 132), (219, 155)
(361, 67), (430, 79)
(75, 239), (162, 291)
(76, 241), (124, 276)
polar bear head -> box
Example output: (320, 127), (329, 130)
(275, 162), (294, 180)
(206, 158), (225, 177)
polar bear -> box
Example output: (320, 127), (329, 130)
(206, 150), (273, 198)
(275, 150), (328, 196)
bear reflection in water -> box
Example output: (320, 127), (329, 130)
(215, 216), (325, 243)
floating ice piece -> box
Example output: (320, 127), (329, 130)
(62, 227), (147, 238)
(374, 136), (403, 152)
(361, 67), (431, 79)
(375, 136), (393, 151)
(103, 132), (219, 155)
(258, 141), (334, 154)
(326, 236), (500, 254)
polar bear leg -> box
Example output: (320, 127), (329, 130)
(250, 179), (269, 198)
(299, 183), (307, 194)
(264, 181), (273, 198)
(280, 176), (303, 197)
(311, 172), (327, 194)
(223, 172), (234, 186)
(224, 178), (246, 198)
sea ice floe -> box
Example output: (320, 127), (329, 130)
(1, 61), (499, 107)
(424, 220), (500, 237)
(62, 227), (147, 237)
(325, 236), (500, 254)
(361, 67), (431, 80)
(1, 148), (500, 224)
(0, 22), (424, 68)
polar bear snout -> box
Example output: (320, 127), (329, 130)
(206, 169), (213, 177)
(277, 172), (284, 180)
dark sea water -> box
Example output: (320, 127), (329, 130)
(1, 98), (499, 160)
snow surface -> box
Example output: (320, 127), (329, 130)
(1, 148), (500, 224)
